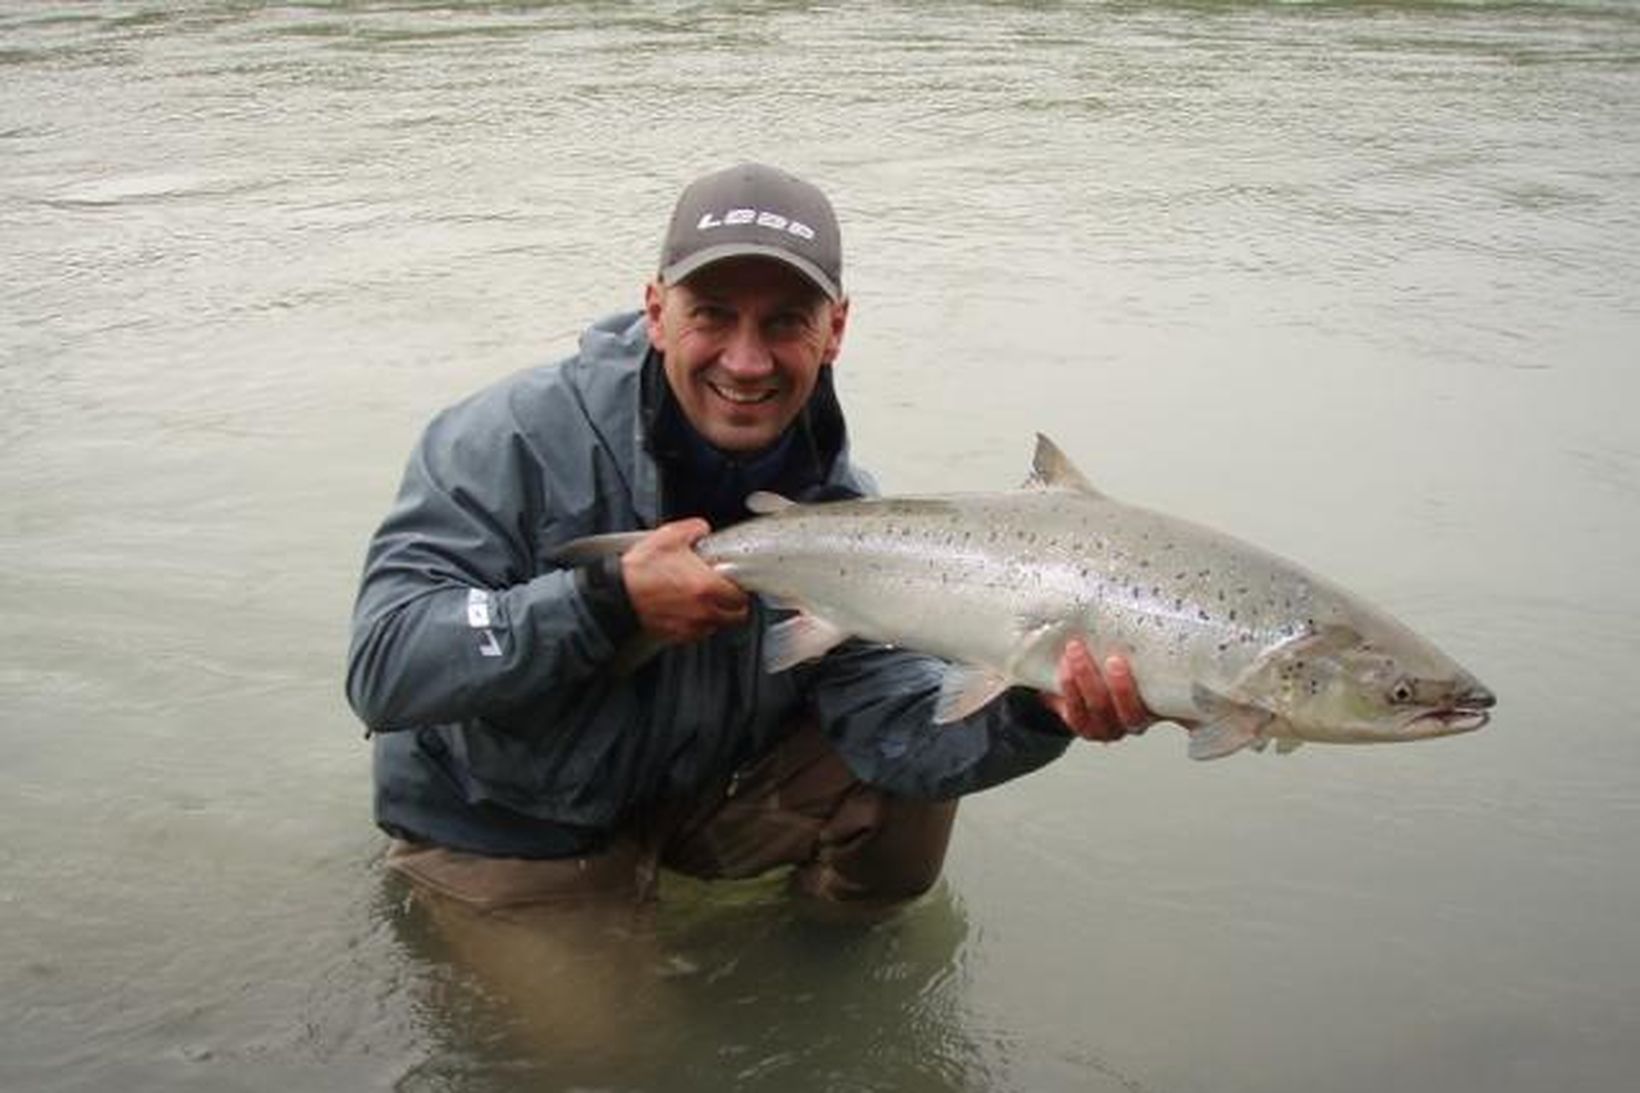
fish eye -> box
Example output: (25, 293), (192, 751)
(1389, 679), (1415, 704)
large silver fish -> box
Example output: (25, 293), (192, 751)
(567, 436), (1495, 759)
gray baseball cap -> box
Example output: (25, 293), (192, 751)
(658, 163), (843, 301)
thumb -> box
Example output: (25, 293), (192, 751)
(652, 518), (712, 550)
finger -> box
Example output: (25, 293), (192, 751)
(1103, 656), (1151, 731)
(1069, 642), (1124, 741)
(706, 588), (751, 621)
(698, 565), (751, 613)
(653, 518), (711, 550)
(1040, 691), (1083, 738)
(1060, 643), (1117, 741)
(1051, 648), (1084, 734)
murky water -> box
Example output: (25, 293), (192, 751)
(4, 2), (1639, 1090)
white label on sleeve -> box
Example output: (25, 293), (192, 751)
(466, 588), (491, 628)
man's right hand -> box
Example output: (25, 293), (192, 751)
(620, 519), (750, 644)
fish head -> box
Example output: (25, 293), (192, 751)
(1253, 619), (1495, 745)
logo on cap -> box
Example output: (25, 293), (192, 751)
(696, 209), (818, 242)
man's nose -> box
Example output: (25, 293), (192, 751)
(720, 322), (774, 374)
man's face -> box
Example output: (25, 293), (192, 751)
(645, 257), (848, 454)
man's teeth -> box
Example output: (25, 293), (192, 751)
(710, 383), (776, 405)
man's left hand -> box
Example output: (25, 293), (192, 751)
(1042, 640), (1154, 742)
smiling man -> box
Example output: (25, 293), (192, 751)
(346, 163), (1150, 920)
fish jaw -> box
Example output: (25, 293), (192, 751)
(1287, 677), (1496, 745)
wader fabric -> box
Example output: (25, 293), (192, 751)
(386, 720), (956, 912)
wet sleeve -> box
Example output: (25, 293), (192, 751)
(345, 402), (638, 732)
(805, 643), (1073, 800)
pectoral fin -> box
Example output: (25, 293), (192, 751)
(933, 665), (1013, 724)
(1187, 684), (1274, 760)
(764, 613), (851, 672)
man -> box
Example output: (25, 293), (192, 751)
(346, 163), (1151, 921)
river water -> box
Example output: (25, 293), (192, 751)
(3, 1), (1638, 1090)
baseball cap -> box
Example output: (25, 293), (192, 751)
(658, 163), (843, 301)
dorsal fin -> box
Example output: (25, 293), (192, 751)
(1026, 434), (1104, 496)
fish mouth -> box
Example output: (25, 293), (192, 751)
(1435, 709), (1491, 733)
(1410, 682), (1496, 736)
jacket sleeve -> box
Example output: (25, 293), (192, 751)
(345, 396), (635, 732)
(806, 642), (1073, 800)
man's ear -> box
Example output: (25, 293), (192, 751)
(643, 280), (667, 344)
(823, 295), (850, 366)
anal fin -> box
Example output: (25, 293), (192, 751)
(933, 664), (1012, 724)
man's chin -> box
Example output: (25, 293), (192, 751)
(705, 429), (780, 454)
(698, 412), (795, 455)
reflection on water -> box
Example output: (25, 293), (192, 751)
(3, 1), (1639, 1090)
(383, 871), (989, 1092)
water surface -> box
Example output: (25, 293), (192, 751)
(3, 2), (1638, 1090)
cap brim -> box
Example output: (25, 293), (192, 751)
(660, 242), (842, 302)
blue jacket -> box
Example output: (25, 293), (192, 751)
(346, 311), (1071, 857)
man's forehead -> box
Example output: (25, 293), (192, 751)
(671, 256), (830, 308)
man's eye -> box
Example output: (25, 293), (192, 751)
(766, 313), (809, 336)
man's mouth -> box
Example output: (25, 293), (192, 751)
(707, 381), (778, 406)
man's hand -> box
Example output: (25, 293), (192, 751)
(1042, 639), (1154, 742)
(621, 519), (749, 644)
